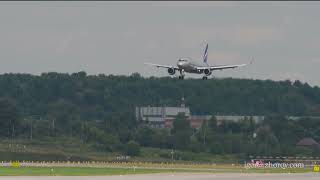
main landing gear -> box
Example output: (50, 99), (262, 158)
(178, 69), (185, 80)
(202, 76), (208, 80)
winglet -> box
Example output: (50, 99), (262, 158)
(203, 43), (208, 65)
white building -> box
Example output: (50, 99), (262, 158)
(135, 106), (190, 128)
(135, 97), (266, 128)
(136, 97), (190, 128)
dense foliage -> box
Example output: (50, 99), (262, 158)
(1, 72), (320, 158)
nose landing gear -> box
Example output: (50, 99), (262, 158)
(179, 69), (185, 80)
(202, 76), (208, 80)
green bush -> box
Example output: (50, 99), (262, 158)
(125, 141), (140, 156)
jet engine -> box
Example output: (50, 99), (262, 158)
(204, 69), (212, 76)
(168, 68), (175, 75)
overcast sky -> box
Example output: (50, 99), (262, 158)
(0, 1), (320, 85)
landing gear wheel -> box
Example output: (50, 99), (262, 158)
(202, 76), (208, 80)
(179, 69), (185, 80)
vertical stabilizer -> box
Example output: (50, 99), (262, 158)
(203, 43), (208, 65)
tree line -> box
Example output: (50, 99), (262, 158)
(0, 72), (320, 157)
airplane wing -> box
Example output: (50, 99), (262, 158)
(195, 64), (246, 71)
(144, 63), (180, 70)
(197, 57), (254, 71)
(210, 64), (247, 70)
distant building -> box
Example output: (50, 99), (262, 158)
(189, 115), (211, 129)
(189, 115), (264, 129)
(135, 97), (190, 128)
(296, 138), (320, 149)
(288, 116), (320, 121)
(135, 97), (264, 129)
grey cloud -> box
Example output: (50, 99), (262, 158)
(0, 2), (319, 86)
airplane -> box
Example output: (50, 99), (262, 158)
(145, 44), (253, 80)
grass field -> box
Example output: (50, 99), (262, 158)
(0, 139), (243, 163)
(1, 139), (316, 176)
(0, 167), (176, 176)
(0, 165), (315, 176)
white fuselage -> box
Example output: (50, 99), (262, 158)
(177, 59), (208, 74)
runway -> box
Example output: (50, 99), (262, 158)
(0, 173), (319, 180)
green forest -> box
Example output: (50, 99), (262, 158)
(1, 72), (320, 161)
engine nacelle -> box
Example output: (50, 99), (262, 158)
(168, 68), (175, 75)
(204, 69), (212, 76)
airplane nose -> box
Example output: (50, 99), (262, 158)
(177, 61), (184, 66)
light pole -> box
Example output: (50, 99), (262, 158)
(203, 119), (207, 146)
(26, 115), (41, 140)
(30, 119), (33, 140)
(171, 149), (174, 163)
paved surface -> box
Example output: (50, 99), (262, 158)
(0, 173), (319, 180)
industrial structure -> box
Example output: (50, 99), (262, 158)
(135, 97), (264, 129)
(135, 97), (320, 129)
(135, 97), (191, 128)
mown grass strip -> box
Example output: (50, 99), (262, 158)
(0, 166), (314, 176)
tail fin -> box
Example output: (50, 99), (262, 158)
(203, 43), (208, 65)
